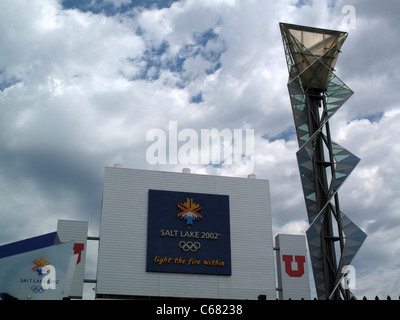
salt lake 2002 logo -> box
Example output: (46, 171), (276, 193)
(32, 256), (51, 276)
(177, 198), (202, 225)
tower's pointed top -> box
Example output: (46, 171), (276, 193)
(280, 23), (348, 90)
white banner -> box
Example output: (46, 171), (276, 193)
(0, 241), (75, 300)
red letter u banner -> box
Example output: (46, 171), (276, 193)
(282, 255), (305, 277)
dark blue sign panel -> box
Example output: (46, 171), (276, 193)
(146, 189), (231, 276)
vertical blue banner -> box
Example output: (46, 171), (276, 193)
(146, 190), (231, 275)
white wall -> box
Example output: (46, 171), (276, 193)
(57, 219), (88, 299)
(96, 167), (276, 299)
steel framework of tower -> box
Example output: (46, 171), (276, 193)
(279, 23), (367, 300)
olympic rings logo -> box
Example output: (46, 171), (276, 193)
(179, 241), (201, 252)
(31, 285), (46, 293)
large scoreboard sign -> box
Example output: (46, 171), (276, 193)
(146, 190), (231, 276)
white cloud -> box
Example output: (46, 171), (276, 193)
(274, 219), (309, 235)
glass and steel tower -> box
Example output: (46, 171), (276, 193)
(279, 23), (367, 300)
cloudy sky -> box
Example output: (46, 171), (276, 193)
(1, 0), (399, 299)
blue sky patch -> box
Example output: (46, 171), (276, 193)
(351, 112), (384, 124)
(61, 0), (180, 15)
(263, 126), (296, 142)
(190, 92), (204, 104)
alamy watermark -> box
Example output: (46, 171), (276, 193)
(146, 121), (255, 174)
(342, 5), (356, 29)
(328, 265), (357, 299)
(40, 265), (57, 290)
(341, 264), (356, 290)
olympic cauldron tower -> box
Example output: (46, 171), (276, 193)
(279, 23), (366, 300)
